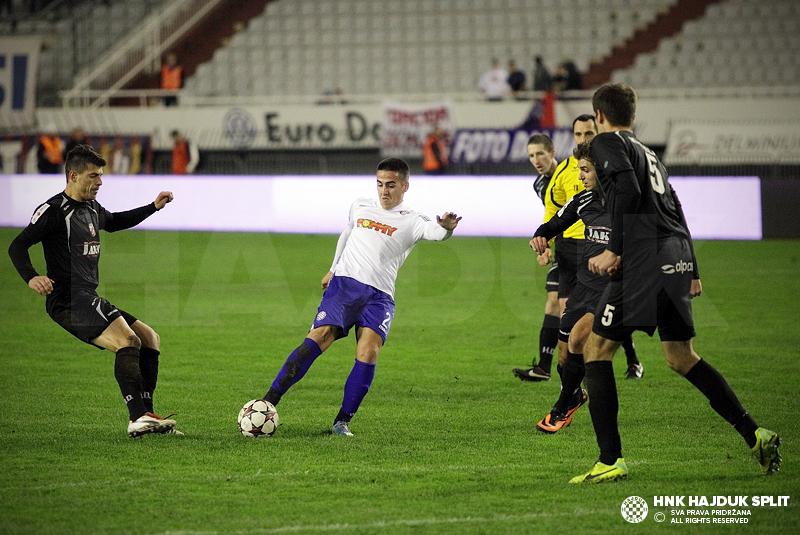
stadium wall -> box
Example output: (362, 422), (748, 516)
(33, 94), (800, 150)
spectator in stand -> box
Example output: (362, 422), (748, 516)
(171, 130), (199, 175)
(63, 127), (88, 160)
(422, 126), (449, 175)
(477, 58), (510, 102)
(563, 60), (582, 90)
(507, 60), (527, 100)
(37, 123), (64, 174)
(160, 52), (183, 107)
(532, 56), (552, 92)
(553, 60), (583, 93)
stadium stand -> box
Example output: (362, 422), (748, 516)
(1, 0), (164, 106)
(609, 0), (800, 88)
(5, 0), (798, 104)
(182, 0), (677, 99)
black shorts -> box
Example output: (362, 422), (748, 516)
(558, 282), (603, 342)
(592, 237), (696, 342)
(545, 261), (559, 293)
(46, 289), (137, 348)
(554, 237), (581, 299)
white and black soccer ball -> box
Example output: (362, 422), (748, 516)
(238, 399), (279, 437)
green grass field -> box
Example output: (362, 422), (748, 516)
(1, 228), (799, 535)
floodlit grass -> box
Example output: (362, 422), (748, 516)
(1, 229), (798, 534)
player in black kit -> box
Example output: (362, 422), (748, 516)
(570, 83), (780, 483)
(529, 140), (611, 433)
(8, 145), (178, 438)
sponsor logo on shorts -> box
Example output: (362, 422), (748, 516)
(357, 218), (398, 236)
(316, 311), (327, 322)
(661, 260), (694, 274)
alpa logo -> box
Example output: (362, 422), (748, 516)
(661, 260), (693, 274)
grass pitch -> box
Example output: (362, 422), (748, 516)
(1, 228), (798, 534)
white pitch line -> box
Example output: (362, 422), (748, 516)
(149, 510), (605, 535)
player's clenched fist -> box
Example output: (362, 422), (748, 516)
(155, 191), (174, 210)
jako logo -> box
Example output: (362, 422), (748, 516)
(586, 226), (610, 244)
(357, 219), (397, 236)
(662, 260), (693, 274)
(81, 241), (101, 257)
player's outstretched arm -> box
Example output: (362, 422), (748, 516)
(154, 191), (174, 210)
(436, 212), (462, 231)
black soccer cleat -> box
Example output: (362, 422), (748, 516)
(513, 366), (551, 382)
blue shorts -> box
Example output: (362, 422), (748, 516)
(311, 275), (395, 343)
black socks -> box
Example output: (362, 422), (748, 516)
(684, 359), (758, 448)
(114, 347), (147, 421)
(622, 336), (639, 366)
(538, 314), (560, 372)
(553, 351), (585, 414)
(584, 361), (622, 465)
(138, 347), (160, 414)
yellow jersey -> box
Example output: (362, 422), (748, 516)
(543, 156), (585, 240)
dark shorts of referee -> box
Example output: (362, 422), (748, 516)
(46, 288), (137, 349)
(554, 237), (581, 299)
(545, 260), (559, 293)
(591, 237), (696, 342)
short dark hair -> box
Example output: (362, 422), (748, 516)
(592, 83), (636, 128)
(377, 157), (410, 181)
(65, 144), (106, 179)
(527, 133), (554, 152)
(572, 113), (597, 131)
(573, 140), (595, 165)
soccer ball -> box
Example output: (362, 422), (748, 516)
(238, 399), (279, 437)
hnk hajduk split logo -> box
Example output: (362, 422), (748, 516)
(621, 496), (648, 523)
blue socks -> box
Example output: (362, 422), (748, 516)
(264, 338), (322, 405)
(336, 359), (376, 423)
(264, 340), (376, 426)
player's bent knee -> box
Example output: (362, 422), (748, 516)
(124, 333), (142, 350)
(308, 324), (340, 349)
(133, 322), (160, 350)
(356, 346), (381, 364)
(662, 340), (699, 376)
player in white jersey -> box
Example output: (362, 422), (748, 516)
(262, 158), (461, 436)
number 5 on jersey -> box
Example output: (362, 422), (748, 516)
(601, 304), (616, 327)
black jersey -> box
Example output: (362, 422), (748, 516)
(592, 131), (692, 256)
(533, 189), (610, 291)
(8, 192), (157, 296)
(533, 172), (552, 205)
